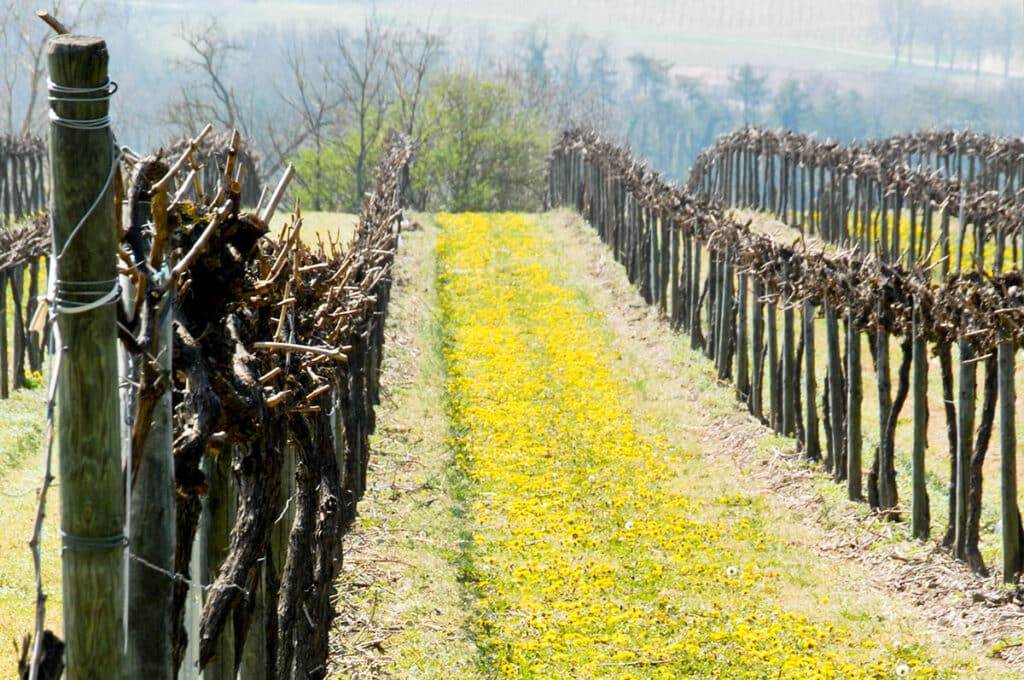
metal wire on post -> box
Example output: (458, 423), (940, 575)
(27, 65), (122, 680)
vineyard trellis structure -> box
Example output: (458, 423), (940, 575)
(0, 130), (261, 402)
(18, 32), (414, 680)
(547, 125), (1024, 585)
(122, 130), (413, 680)
(0, 217), (47, 399)
(1, 134), (47, 226)
(164, 128), (263, 209)
(1, 134), (48, 401)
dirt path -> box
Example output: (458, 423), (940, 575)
(329, 215), (483, 678)
(331, 210), (1016, 678)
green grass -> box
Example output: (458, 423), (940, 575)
(0, 381), (45, 475)
(0, 381), (60, 674)
(3, 263), (46, 394)
(329, 213), (483, 678)
(269, 210), (358, 248)
(546, 207), (1010, 675)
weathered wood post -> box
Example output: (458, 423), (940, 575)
(750, 278), (764, 420)
(911, 302), (930, 539)
(847, 304), (863, 501)
(998, 338), (1021, 582)
(48, 34), (124, 679)
(11, 262), (26, 388)
(875, 327), (893, 511)
(127, 271), (175, 674)
(28, 257), (43, 372)
(802, 299), (819, 461)
(0, 271), (8, 398)
(767, 299), (780, 432)
(782, 281), (796, 436)
(825, 301), (845, 480)
(736, 273), (749, 402)
(955, 338), (976, 558)
(201, 452), (237, 678)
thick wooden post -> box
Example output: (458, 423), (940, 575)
(998, 339), (1022, 582)
(690, 238), (702, 349)
(782, 295), (796, 436)
(847, 309), (863, 501)
(955, 339), (976, 558)
(768, 300), (780, 432)
(128, 284), (175, 677)
(27, 257), (42, 372)
(736, 273), (749, 402)
(201, 452), (237, 678)
(803, 300), (819, 461)
(875, 330), (893, 510)
(0, 271), (7, 399)
(11, 263), (25, 389)
(750, 278), (764, 420)
(670, 222), (680, 328)
(911, 304), (930, 539)
(825, 301), (845, 481)
(48, 35), (124, 679)
(716, 254), (732, 380)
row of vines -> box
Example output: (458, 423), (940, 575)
(19, 33), (414, 679)
(547, 126), (1024, 585)
(1, 134), (48, 401)
(0, 217), (47, 398)
(113, 129), (412, 680)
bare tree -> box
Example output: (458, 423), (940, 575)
(387, 27), (444, 209)
(169, 19), (254, 139)
(388, 27), (444, 141)
(991, 3), (1016, 77)
(331, 17), (393, 212)
(270, 41), (347, 209)
(878, 0), (922, 67)
(961, 10), (993, 76)
(918, 3), (952, 71)
(0, 0), (94, 135)
(729, 64), (766, 125)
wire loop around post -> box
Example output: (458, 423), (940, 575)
(53, 278), (121, 315)
(60, 530), (128, 554)
(47, 78), (117, 131)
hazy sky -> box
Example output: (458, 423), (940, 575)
(116, 0), (1019, 77)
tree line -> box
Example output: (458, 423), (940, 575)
(5, 2), (1024, 215)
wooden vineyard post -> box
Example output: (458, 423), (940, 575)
(825, 301), (845, 480)
(27, 257), (42, 372)
(670, 221), (680, 328)
(767, 300), (780, 432)
(201, 452), (237, 678)
(128, 283), (175, 674)
(911, 303), (930, 539)
(736, 273), (749, 402)
(847, 304), (863, 501)
(874, 328), (894, 511)
(690, 237), (702, 350)
(998, 338), (1022, 582)
(11, 262), (25, 388)
(48, 35), (125, 678)
(1, 271), (7, 398)
(750, 278), (764, 420)
(782, 284), (796, 436)
(716, 252), (732, 380)
(955, 338), (976, 558)
(802, 299), (819, 461)
(706, 251), (718, 361)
